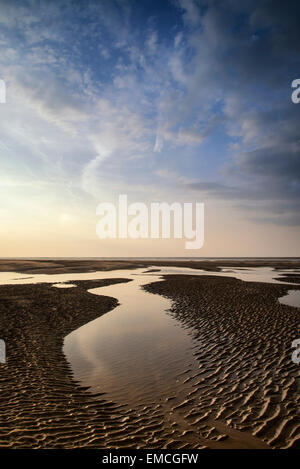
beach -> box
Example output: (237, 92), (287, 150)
(0, 259), (299, 449)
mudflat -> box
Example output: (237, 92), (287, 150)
(1, 258), (300, 275)
(0, 259), (299, 449)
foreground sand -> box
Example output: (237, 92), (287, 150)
(0, 260), (299, 449)
(145, 275), (300, 449)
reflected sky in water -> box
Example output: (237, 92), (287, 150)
(64, 269), (198, 406)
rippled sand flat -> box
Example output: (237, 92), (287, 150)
(145, 275), (300, 449)
(0, 259), (299, 449)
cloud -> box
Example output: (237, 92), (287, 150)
(0, 0), (300, 234)
(168, 0), (300, 224)
(146, 30), (158, 54)
(238, 145), (300, 182)
(176, 0), (201, 27)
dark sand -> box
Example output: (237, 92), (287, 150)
(145, 275), (300, 449)
(0, 259), (299, 449)
(1, 258), (300, 275)
(276, 274), (300, 285)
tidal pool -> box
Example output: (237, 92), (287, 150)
(63, 269), (199, 407)
(279, 290), (300, 308)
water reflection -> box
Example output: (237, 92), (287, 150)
(64, 270), (198, 406)
(279, 290), (300, 308)
(52, 283), (76, 288)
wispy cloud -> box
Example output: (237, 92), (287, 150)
(0, 0), (300, 255)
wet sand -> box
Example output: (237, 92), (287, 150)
(0, 259), (299, 449)
(1, 258), (300, 275)
(145, 275), (300, 449)
(276, 274), (300, 285)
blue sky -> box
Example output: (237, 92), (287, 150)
(0, 0), (299, 256)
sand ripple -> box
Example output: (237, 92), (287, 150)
(0, 273), (299, 448)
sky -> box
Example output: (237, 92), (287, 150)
(0, 0), (299, 257)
